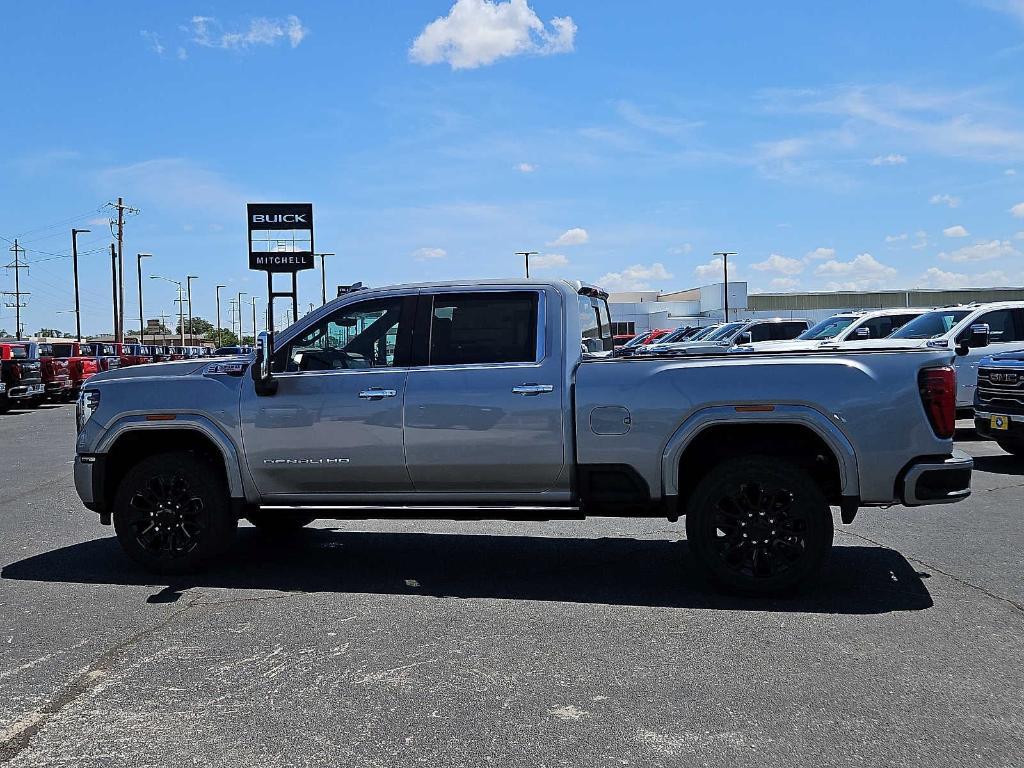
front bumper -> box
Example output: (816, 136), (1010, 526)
(74, 454), (102, 511)
(973, 409), (1024, 442)
(6, 383), (44, 399)
(901, 449), (973, 506)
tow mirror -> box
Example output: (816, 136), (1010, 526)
(253, 331), (278, 396)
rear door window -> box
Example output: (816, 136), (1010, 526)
(427, 292), (539, 366)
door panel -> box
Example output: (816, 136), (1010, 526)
(403, 290), (566, 494)
(240, 370), (411, 495)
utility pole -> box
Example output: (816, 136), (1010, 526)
(107, 197), (139, 343)
(317, 252), (335, 305)
(252, 296), (258, 338)
(136, 253), (152, 344)
(713, 251), (737, 322)
(173, 287), (186, 346)
(515, 251), (538, 279)
(158, 312), (170, 345)
(186, 275), (198, 345)
(237, 292), (247, 342)
(3, 240), (30, 339)
(110, 244), (119, 337)
(71, 229), (90, 341)
(215, 285), (226, 348)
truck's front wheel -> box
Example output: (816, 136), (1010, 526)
(685, 456), (833, 596)
(112, 452), (236, 573)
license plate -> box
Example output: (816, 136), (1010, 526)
(991, 414), (1010, 431)
(29, 384), (44, 393)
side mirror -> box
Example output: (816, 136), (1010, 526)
(956, 323), (990, 356)
(736, 331), (752, 344)
(854, 327), (870, 338)
(253, 331), (278, 396)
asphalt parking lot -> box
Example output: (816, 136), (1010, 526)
(0, 402), (1021, 767)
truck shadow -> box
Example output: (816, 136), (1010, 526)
(971, 454), (1024, 476)
(2, 530), (932, 615)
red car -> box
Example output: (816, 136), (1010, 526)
(48, 342), (101, 395)
(23, 342), (72, 403)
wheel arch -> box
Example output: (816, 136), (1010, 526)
(662, 405), (859, 510)
(97, 418), (245, 511)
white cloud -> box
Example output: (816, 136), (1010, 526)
(1016, 231), (1024, 240)
(530, 253), (568, 270)
(885, 233), (908, 242)
(769, 277), (800, 291)
(409, 0), (576, 70)
(930, 193), (961, 208)
(667, 243), (693, 255)
(177, 47), (188, 61)
(943, 225), (969, 238)
(516, 162), (536, 173)
(191, 15), (308, 50)
(1005, 169), (1017, 176)
(805, 247), (835, 261)
(548, 227), (589, 246)
(939, 239), (1021, 263)
(694, 257), (730, 281)
(1011, 202), (1024, 218)
(912, 230), (929, 250)
(751, 253), (804, 275)
(141, 30), (165, 56)
(413, 247), (447, 260)
(918, 267), (969, 289)
(97, 158), (251, 216)
(815, 253), (897, 290)
(869, 153), (907, 166)
(598, 263), (673, 292)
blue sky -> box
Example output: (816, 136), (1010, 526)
(1, 0), (1023, 335)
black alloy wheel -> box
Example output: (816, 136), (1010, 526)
(685, 456), (833, 595)
(113, 452), (236, 573)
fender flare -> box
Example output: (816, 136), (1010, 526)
(661, 404), (860, 499)
(97, 414), (245, 499)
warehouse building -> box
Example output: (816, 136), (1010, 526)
(608, 283), (1024, 336)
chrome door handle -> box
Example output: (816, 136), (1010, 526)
(511, 384), (554, 396)
(358, 388), (397, 400)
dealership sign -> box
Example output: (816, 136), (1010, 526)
(247, 203), (315, 272)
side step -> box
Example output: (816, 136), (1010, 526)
(257, 504), (585, 521)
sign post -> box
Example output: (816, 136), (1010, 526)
(247, 202), (314, 347)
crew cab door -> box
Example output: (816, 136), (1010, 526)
(239, 294), (415, 496)
(403, 288), (567, 494)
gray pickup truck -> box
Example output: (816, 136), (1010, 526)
(73, 279), (972, 594)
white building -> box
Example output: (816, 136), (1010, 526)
(608, 281), (749, 335)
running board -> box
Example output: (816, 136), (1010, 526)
(258, 504), (584, 521)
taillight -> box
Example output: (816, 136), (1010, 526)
(919, 366), (955, 439)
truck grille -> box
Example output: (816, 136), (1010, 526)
(976, 367), (1024, 411)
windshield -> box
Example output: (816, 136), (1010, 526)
(890, 309), (972, 339)
(655, 327), (691, 345)
(798, 315), (857, 340)
(623, 332), (653, 348)
(705, 322), (744, 342)
(689, 325), (719, 341)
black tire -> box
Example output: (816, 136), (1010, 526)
(685, 455), (833, 596)
(0, 397), (11, 414)
(112, 452), (236, 573)
(26, 395), (44, 408)
(995, 439), (1024, 456)
(245, 511), (317, 535)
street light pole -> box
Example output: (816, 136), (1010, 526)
(316, 252), (335, 305)
(237, 292), (248, 342)
(713, 251), (737, 321)
(136, 253), (152, 344)
(215, 285), (226, 348)
(71, 228), (90, 341)
(150, 275), (185, 346)
(515, 251), (538, 278)
(186, 275), (198, 346)
(252, 297), (258, 338)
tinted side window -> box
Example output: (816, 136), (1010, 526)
(748, 324), (772, 342)
(769, 322), (806, 340)
(429, 292), (538, 366)
(278, 297), (408, 372)
(889, 314), (918, 334)
(968, 309), (1021, 343)
(862, 317), (894, 338)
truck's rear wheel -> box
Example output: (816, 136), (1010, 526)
(685, 455), (833, 596)
(245, 511), (316, 535)
(112, 452), (236, 573)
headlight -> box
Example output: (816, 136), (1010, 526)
(76, 388), (100, 433)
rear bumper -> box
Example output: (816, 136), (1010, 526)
(5, 383), (44, 399)
(901, 450), (973, 506)
(45, 378), (71, 393)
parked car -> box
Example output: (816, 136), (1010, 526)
(641, 318), (810, 356)
(213, 346), (253, 356)
(74, 278), (971, 594)
(49, 342), (101, 395)
(151, 345), (174, 363)
(0, 342), (44, 413)
(972, 350), (1024, 455)
(618, 326), (706, 357)
(92, 343), (121, 372)
(743, 308), (929, 352)
(860, 302), (1024, 412)
(20, 342), (71, 403)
